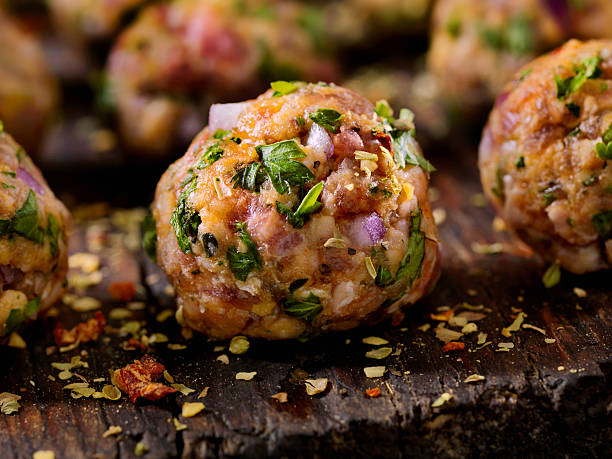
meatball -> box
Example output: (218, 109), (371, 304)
(48, 0), (147, 41)
(428, 0), (564, 108)
(106, 0), (338, 156)
(0, 11), (58, 153)
(152, 83), (440, 340)
(0, 127), (70, 339)
(479, 39), (612, 274)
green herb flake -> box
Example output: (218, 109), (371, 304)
(0, 120), (3, 134)
(1, 297), (40, 337)
(515, 156), (525, 169)
(289, 278), (308, 293)
(0, 190), (45, 244)
(196, 142), (223, 169)
(391, 131), (435, 172)
(395, 208), (425, 288)
(202, 233), (218, 257)
(283, 292), (322, 323)
(256, 140), (314, 194)
(542, 263), (561, 288)
(595, 122), (612, 159)
(309, 108), (344, 134)
(446, 16), (461, 38)
(227, 222), (262, 281)
(231, 162), (267, 192)
(212, 129), (229, 139)
(568, 126), (581, 136)
(170, 177), (200, 254)
(1, 171), (16, 178)
(565, 102), (581, 117)
(142, 214), (157, 262)
(592, 210), (612, 238)
(375, 100), (394, 123)
(271, 81), (298, 97)
(519, 68), (532, 82)
(47, 214), (60, 258)
(555, 55), (601, 100)
(582, 173), (597, 187)
(296, 116), (306, 128)
(276, 182), (323, 228)
(375, 266), (393, 287)
(1, 182), (15, 189)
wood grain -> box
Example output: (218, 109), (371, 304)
(0, 150), (610, 459)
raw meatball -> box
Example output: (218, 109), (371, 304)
(151, 82), (440, 340)
(0, 127), (70, 339)
(0, 10), (58, 153)
(428, 0), (564, 109)
(479, 39), (612, 274)
(106, 0), (338, 156)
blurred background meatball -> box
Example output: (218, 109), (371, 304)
(152, 83), (439, 339)
(0, 10), (58, 153)
(479, 39), (612, 273)
(0, 127), (70, 339)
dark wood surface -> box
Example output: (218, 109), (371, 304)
(0, 149), (610, 459)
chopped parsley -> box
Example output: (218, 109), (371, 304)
(542, 192), (557, 206)
(296, 116), (306, 128)
(542, 263), (561, 288)
(276, 182), (323, 228)
(47, 214), (60, 258)
(592, 210), (612, 238)
(479, 16), (533, 56)
(394, 207), (426, 288)
(519, 68), (533, 82)
(283, 292), (322, 323)
(202, 233), (218, 257)
(2, 171), (16, 178)
(555, 56), (601, 100)
(227, 222), (261, 281)
(142, 214), (157, 262)
(255, 140), (314, 194)
(0, 190), (45, 244)
(568, 126), (581, 136)
(582, 173), (597, 187)
(446, 16), (461, 38)
(212, 129), (229, 139)
(595, 122), (612, 160)
(565, 102), (581, 117)
(271, 80), (299, 97)
(0, 120), (3, 133)
(309, 108), (344, 134)
(170, 177), (200, 254)
(196, 142), (223, 169)
(375, 266), (393, 287)
(231, 162), (267, 192)
(491, 165), (505, 200)
(289, 278), (308, 293)
(391, 131), (435, 172)
(515, 156), (525, 169)
(1, 297), (40, 337)
(1, 182), (14, 189)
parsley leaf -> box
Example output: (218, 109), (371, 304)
(375, 265), (393, 287)
(515, 156), (525, 169)
(565, 102), (581, 117)
(391, 131), (436, 172)
(227, 222), (261, 281)
(47, 214), (60, 258)
(595, 122), (612, 160)
(2, 171), (16, 178)
(395, 207), (425, 287)
(1, 297), (40, 337)
(196, 142), (223, 169)
(592, 210), (612, 238)
(231, 162), (266, 192)
(375, 100), (394, 123)
(257, 140), (314, 194)
(202, 233), (218, 257)
(170, 177), (200, 254)
(275, 182), (323, 228)
(289, 278), (308, 293)
(555, 56), (601, 100)
(283, 292), (322, 322)
(271, 81), (298, 97)
(479, 16), (533, 56)
(142, 214), (157, 262)
(212, 129), (229, 139)
(0, 190), (44, 244)
(0, 120), (3, 133)
(309, 108), (344, 133)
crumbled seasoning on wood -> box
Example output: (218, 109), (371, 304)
(53, 312), (106, 347)
(113, 355), (178, 402)
(305, 378), (328, 395)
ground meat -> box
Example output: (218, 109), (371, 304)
(479, 39), (612, 273)
(152, 82), (440, 340)
(0, 129), (71, 337)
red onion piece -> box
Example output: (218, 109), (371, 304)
(0, 265), (23, 287)
(307, 123), (334, 158)
(346, 212), (386, 248)
(208, 102), (248, 132)
(495, 90), (509, 107)
(17, 167), (45, 195)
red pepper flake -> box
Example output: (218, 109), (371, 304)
(123, 338), (146, 351)
(442, 341), (465, 352)
(113, 355), (177, 403)
(365, 387), (381, 398)
(108, 281), (136, 302)
(373, 130), (392, 151)
(430, 310), (454, 322)
(53, 311), (106, 346)
(391, 311), (404, 327)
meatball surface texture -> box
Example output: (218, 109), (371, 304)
(479, 39), (612, 273)
(153, 83), (440, 340)
(0, 127), (71, 339)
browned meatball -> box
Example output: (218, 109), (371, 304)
(0, 11), (58, 153)
(0, 126), (71, 339)
(479, 39), (612, 274)
(151, 82), (440, 340)
(106, 0), (338, 157)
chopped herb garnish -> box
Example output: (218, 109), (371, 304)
(289, 278), (308, 293)
(565, 102), (581, 117)
(227, 222), (261, 281)
(2, 171), (16, 178)
(309, 108), (344, 134)
(394, 207), (425, 288)
(391, 131), (435, 172)
(446, 16), (461, 37)
(47, 214), (60, 258)
(568, 126), (581, 136)
(170, 177), (200, 254)
(283, 292), (322, 323)
(491, 166), (505, 200)
(296, 116), (306, 128)
(519, 68), (532, 82)
(595, 122), (612, 159)
(375, 100), (394, 123)
(375, 266), (393, 287)
(555, 56), (601, 100)
(592, 210), (612, 238)
(1, 182), (14, 189)
(142, 215), (157, 262)
(202, 233), (218, 257)
(1, 297), (40, 337)
(542, 263), (561, 288)
(271, 80), (298, 97)
(582, 173), (597, 187)
(0, 120), (3, 134)
(231, 162), (267, 192)
(0, 190), (44, 244)
(479, 16), (533, 55)
(515, 156), (525, 169)
(212, 129), (229, 139)
(256, 140), (314, 194)
(275, 182), (323, 228)
(196, 142), (223, 169)
(542, 192), (557, 206)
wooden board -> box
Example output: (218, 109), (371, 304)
(0, 148), (610, 459)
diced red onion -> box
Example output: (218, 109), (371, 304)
(17, 167), (45, 195)
(0, 265), (23, 287)
(307, 123), (334, 158)
(347, 212), (386, 248)
(208, 102), (248, 132)
(495, 90), (509, 107)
